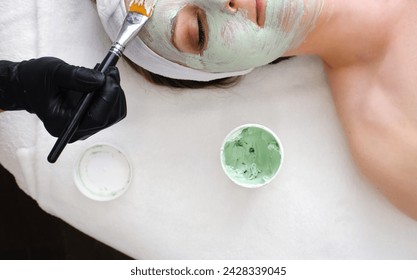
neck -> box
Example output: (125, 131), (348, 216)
(285, 0), (401, 69)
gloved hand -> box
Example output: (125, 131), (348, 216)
(0, 57), (126, 142)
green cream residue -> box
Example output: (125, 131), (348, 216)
(222, 126), (282, 186)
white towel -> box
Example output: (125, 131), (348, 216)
(1, 0), (417, 259)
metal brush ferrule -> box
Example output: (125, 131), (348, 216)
(113, 11), (149, 49)
(109, 42), (125, 57)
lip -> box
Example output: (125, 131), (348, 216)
(256, 0), (266, 27)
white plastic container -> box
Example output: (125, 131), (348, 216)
(220, 124), (284, 188)
(74, 144), (133, 201)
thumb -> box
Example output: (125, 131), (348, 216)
(54, 64), (105, 93)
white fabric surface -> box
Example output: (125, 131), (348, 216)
(1, 0), (417, 259)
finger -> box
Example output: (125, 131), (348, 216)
(89, 67), (122, 119)
(107, 85), (127, 124)
(76, 67), (122, 132)
(69, 93), (119, 143)
(54, 63), (105, 93)
(104, 66), (121, 84)
(70, 68), (126, 142)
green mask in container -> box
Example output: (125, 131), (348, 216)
(221, 124), (283, 188)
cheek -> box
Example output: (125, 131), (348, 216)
(220, 19), (259, 47)
(205, 13), (260, 53)
(218, 21), (241, 47)
(188, 13), (281, 72)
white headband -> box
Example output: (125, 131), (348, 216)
(96, 0), (252, 81)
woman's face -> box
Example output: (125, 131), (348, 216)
(128, 0), (322, 72)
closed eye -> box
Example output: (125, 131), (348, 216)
(171, 5), (208, 55)
(197, 11), (206, 52)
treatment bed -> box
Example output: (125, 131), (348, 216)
(1, 0), (417, 259)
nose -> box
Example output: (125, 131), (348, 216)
(226, 0), (238, 13)
(225, 0), (257, 18)
(225, 0), (259, 26)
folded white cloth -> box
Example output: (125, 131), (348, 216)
(1, 0), (417, 259)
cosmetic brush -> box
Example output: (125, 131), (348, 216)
(47, 0), (158, 163)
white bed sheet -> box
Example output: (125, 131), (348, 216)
(1, 0), (417, 259)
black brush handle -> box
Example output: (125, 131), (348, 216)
(47, 51), (120, 163)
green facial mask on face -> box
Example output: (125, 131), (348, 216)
(139, 0), (323, 73)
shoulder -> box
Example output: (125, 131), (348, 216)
(325, 55), (417, 220)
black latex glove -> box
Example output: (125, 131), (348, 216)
(0, 57), (126, 142)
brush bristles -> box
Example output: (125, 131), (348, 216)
(129, 0), (157, 17)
